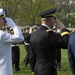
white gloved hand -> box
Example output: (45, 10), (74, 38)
(5, 17), (16, 28)
(56, 28), (61, 33)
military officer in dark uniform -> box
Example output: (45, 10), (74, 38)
(10, 28), (20, 71)
(52, 27), (62, 69)
(55, 28), (70, 69)
(32, 25), (39, 32)
(29, 8), (70, 75)
(23, 25), (31, 67)
(68, 31), (75, 75)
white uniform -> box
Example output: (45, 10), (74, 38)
(0, 18), (24, 75)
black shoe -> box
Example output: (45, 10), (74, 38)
(15, 68), (20, 71)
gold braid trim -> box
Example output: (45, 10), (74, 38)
(46, 29), (53, 32)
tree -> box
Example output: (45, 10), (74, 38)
(1, 0), (75, 27)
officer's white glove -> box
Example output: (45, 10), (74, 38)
(5, 17), (16, 28)
(56, 28), (61, 33)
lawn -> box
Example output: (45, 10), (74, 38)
(13, 44), (72, 75)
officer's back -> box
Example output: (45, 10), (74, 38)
(30, 26), (56, 64)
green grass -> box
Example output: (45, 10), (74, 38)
(58, 49), (72, 75)
(13, 45), (72, 75)
(13, 44), (32, 75)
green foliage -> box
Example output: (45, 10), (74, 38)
(0, 0), (54, 26)
(0, 0), (75, 28)
(60, 18), (75, 27)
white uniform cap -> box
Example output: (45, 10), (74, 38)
(0, 8), (3, 16)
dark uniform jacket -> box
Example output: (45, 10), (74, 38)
(61, 28), (70, 49)
(29, 25), (62, 75)
(23, 33), (31, 44)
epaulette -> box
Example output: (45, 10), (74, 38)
(46, 29), (53, 32)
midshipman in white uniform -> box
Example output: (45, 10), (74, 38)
(0, 8), (24, 75)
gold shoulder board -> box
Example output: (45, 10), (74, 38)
(46, 29), (52, 32)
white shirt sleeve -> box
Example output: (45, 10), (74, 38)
(0, 17), (24, 43)
(0, 26), (24, 43)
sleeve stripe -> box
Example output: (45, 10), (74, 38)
(61, 32), (70, 36)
